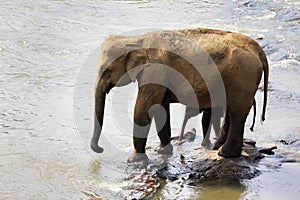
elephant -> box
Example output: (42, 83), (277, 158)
(91, 28), (268, 161)
(179, 99), (256, 146)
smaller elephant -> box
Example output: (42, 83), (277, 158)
(180, 99), (256, 146)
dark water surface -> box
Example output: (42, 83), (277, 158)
(1, 0), (300, 199)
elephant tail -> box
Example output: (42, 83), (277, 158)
(260, 50), (269, 122)
(249, 99), (256, 131)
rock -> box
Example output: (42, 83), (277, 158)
(280, 140), (289, 145)
(258, 146), (277, 155)
(256, 35), (264, 40)
(279, 139), (300, 145)
(243, 138), (256, 147)
(183, 128), (197, 142)
(122, 172), (160, 200)
(123, 130), (282, 198)
(172, 128), (196, 145)
(154, 142), (266, 185)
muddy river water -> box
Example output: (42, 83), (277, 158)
(1, 0), (300, 199)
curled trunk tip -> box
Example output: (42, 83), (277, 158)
(91, 143), (104, 153)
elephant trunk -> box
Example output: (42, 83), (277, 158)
(91, 84), (107, 153)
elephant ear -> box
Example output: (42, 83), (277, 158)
(125, 49), (149, 82)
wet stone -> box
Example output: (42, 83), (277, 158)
(122, 131), (282, 199)
(258, 146), (277, 155)
(243, 138), (256, 147)
(122, 172), (160, 200)
(154, 142), (268, 185)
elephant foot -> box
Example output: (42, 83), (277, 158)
(127, 152), (149, 163)
(201, 139), (211, 148)
(155, 143), (173, 155)
(213, 142), (221, 150)
(213, 138), (226, 150)
(217, 145), (242, 158)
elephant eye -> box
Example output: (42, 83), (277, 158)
(101, 68), (104, 73)
(100, 66), (106, 74)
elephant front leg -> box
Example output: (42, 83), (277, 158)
(127, 118), (151, 162)
(218, 115), (246, 158)
(128, 84), (168, 162)
(154, 100), (173, 155)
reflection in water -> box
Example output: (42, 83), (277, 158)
(199, 179), (245, 200)
(149, 178), (245, 200)
(89, 159), (102, 174)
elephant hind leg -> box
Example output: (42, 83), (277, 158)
(201, 108), (212, 147)
(212, 107), (222, 138)
(213, 112), (230, 150)
(218, 114), (247, 158)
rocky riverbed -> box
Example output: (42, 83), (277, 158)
(122, 130), (295, 199)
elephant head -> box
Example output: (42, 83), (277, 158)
(91, 35), (148, 153)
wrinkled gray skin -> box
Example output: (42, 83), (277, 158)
(91, 28), (268, 162)
(180, 99), (256, 147)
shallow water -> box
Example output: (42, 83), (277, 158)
(1, 0), (300, 199)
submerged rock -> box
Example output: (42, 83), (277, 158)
(122, 172), (160, 200)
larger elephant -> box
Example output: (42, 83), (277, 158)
(91, 28), (268, 160)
